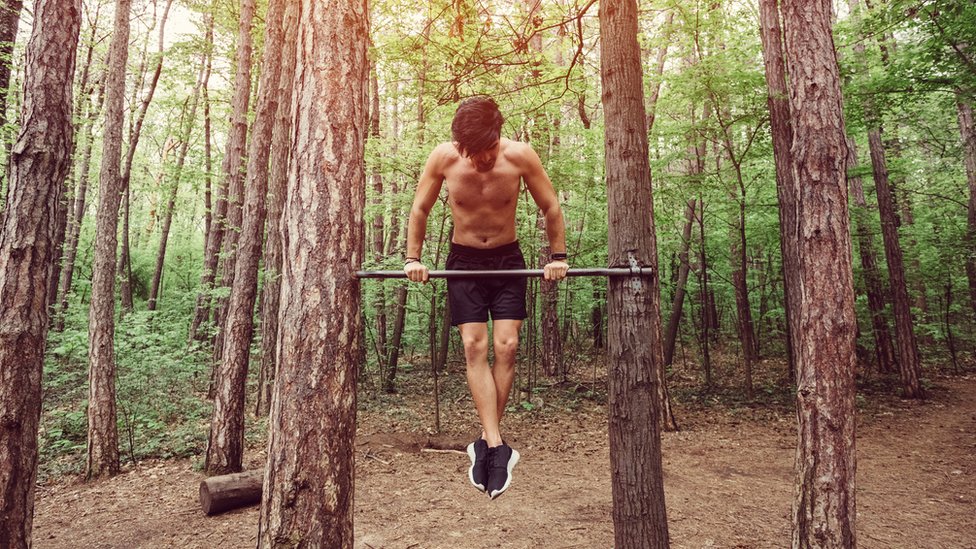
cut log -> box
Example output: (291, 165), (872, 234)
(199, 469), (264, 515)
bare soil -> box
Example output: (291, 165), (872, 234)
(32, 368), (976, 548)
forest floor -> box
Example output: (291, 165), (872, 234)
(31, 355), (976, 548)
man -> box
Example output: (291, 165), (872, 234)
(404, 96), (568, 499)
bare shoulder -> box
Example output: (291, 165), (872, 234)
(500, 138), (541, 167)
(424, 142), (460, 174)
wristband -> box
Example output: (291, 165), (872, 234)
(404, 257), (420, 265)
(551, 252), (568, 261)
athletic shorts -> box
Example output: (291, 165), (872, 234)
(446, 240), (528, 326)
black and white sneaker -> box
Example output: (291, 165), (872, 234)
(466, 438), (489, 492)
(486, 443), (520, 500)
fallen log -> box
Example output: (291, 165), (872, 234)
(199, 469), (264, 515)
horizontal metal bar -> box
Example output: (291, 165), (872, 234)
(355, 268), (653, 279)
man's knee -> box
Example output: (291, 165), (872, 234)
(462, 331), (489, 361)
(493, 334), (519, 362)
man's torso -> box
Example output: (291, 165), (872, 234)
(440, 138), (524, 248)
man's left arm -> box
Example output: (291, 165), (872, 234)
(520, 143), (569, 281)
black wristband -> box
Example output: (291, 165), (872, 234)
(551, 252), (568, 261)
(404, 257), (420, 265)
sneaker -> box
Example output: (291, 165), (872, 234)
(486, 443), (520, 500)
(466, 439), (489, 492)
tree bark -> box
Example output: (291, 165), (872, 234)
(780, 0), (858, 545)
(537, 211), (563, 376)
(86, 0), (132, 480)
(0, 1), (80, 543)
(207, 0), (288, 475)
(599, 1), (670, 546)
(867, 127), (924, 398)
(256, 0), (367, 544)
(255, 3), (298, 417)
(758, 0), (799, 380)
(957, 99), (976, 317)
(368, 61), (387, 357)
(384, 284), (408, 393)
(211, 0), (257, 366)
(847, 137), (896, 374)
(0, 0), (23, 129)
(663, 199), (696, 367)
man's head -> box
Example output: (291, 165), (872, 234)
(452, 96), (504, 164)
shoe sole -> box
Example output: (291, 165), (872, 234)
(489, 449), (520, 500)
(466, 443), (486, 492)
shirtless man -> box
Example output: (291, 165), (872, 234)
(404, 96), (568, 499)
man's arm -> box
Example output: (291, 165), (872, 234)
(404, 145), (447, 282)
(519, 143), (569, 281)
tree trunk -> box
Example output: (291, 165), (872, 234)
(255, 4), (298, 418)
(847, 137), (897, 374)
(957, 99), (976, 318)
(780, 0), (858, 545)
(730, 179), (756, 397)
(384, 284), (409, 393)
(369, 62), (387, 357)
(189, 0), (253, 345)
(599, 1), (670, 546)
(202, 13), (214, 248)
(86, 0), (132, 480)
(256, 0), (367, 543)
(147, 135), (182, 310)
(207, 0), (288, 475)
(663, 199), (696, 367)
(758, 0), (799, 380)
(210, 0), (257, 367)
(867, 128), (924, 398)
(0, 1), (80, 543)
(695, 198), (713, 388)
(537, 211), (563, 376)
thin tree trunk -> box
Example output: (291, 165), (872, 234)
(664, 199), (696, 367)
(957, 99), (976, 317)
(696, 198), (713, 388)
(780, 0), (858, 544)
(0, 0), (80, 542)
(369, 62), (387, 357)
(384, 284), (408, 393)
(255, 3), (298, 418)
(256, 0), (367, 542)
(206, 0), (288, 475)
(599, 0), (670, 545)
(87, 0), (132, 481)
(847, 137), (896, 373)
(0, 0), (23, 129)
(758, 0), (799, 380)
(202, 12), (214, 248)
(210, 0), (257, 366)
(538, 211), (563, 376)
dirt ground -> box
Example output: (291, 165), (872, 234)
(32, 372), (976, 548)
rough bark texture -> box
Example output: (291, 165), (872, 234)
(256, 0), (367, 543)
(780, 1), (858, 546)
(758, 0), (799, 379)
(86, 0), (132, 480)
(599, 1), (670, 546)
(206, 0), (288, 475)
(0, 1), (80, 544)
(847, 137), (896, 374)
(663, 199), (696, 367)
(256, 2), (298, 417)
(867, 127), (923, 398)
(958, 99), (976, 317)
(210, 0), (257, 365)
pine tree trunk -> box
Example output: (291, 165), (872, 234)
(255, 3), (298, 418)
(847, 137), (897, 373)
(210, 0), (256, 366)
(780, 0), (858, 545)
(664, 199), (696, 366)
(758, 0), (799, 380)
(0, 1), (80, 542)
(256, 0), (367, 543)
(599, 1), (670, 545)
(86, 0), (132, 480)
(867, 128), (924, 398)
(207, 0), (288, 475)
(957, 99), (976, 318)
(368, 63), (387, 357)
(384, 284), (409, 393)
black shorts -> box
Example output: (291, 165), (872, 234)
(446, 241), (528, 326)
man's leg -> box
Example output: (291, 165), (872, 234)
(459, 322), (504, 447)
(490, 319), (522, 423)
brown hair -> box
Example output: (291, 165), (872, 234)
(451, 96), (504, 157)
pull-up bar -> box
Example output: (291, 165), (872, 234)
(355, 267), (654, 279)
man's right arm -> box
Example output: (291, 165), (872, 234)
(404, 145), (447, 282)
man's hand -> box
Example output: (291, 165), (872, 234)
(404, 261), (430, 283)
(543, 260), (569, 281)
